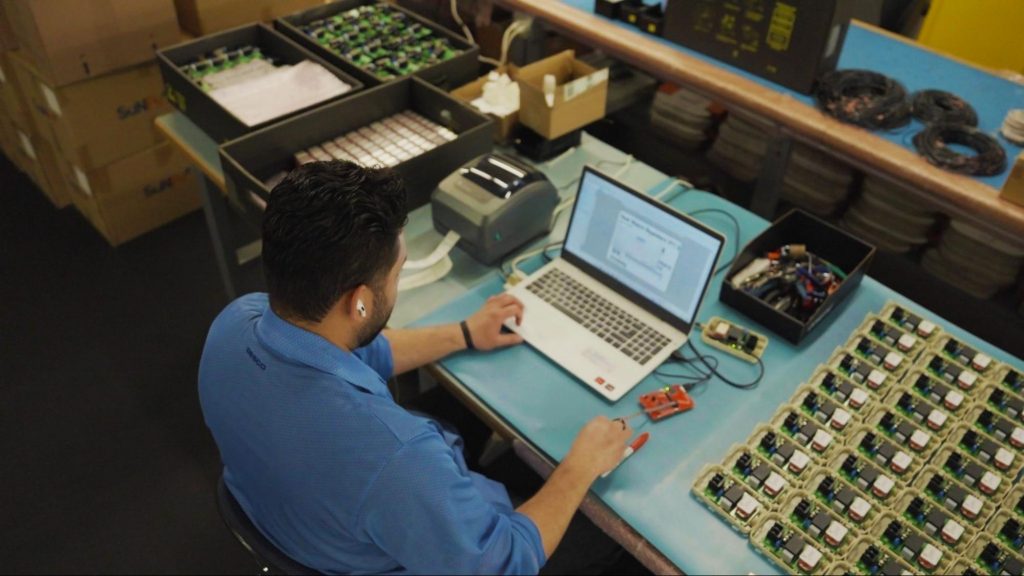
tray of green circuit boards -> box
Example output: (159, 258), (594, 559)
(276, 0), (478, 88)
(689, 300), (1024, 576)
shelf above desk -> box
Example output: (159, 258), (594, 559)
(494, 0), (1024, 246)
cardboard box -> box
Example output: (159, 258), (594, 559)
(5, 50), (52, 138)
(0, 2), (15, 51)
(10, 51), (171, 170)
(450, 66), (520, 143)
(10, 124), (72, 208)
(1, 0), (180, 87)
(0, 50), (31, 123)
(516, 50), (608, 140)
(1001, 152), (1024, 208)
(174, 0), (326, 36)
(65, 141), (202, 246)
(0, 112), (18, 160)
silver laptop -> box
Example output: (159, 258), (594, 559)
(506, 167), (725, 401)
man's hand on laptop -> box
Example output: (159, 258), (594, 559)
(464, 294), (525, 351)
(565, 416), (634, 480)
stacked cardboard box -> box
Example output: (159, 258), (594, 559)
(0, 0), (203, 246)
(173, 0), (326, 36)
(0, 50), (72, 207)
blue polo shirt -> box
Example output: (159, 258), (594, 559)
(198, 293), (545, 575)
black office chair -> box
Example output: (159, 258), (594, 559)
(216, 475), (317, 575)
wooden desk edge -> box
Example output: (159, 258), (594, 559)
(155, 117), (227, 191)
(497, 0), (1024, 242)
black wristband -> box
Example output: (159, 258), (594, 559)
(459, 320), (475, 350)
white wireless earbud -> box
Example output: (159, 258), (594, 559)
(356, 299), (367, 318)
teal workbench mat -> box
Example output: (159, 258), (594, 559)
(563, 0), (1024, 190)
(410, 188), (1023, 575)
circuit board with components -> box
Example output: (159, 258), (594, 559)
(692, 301), (1024, 575)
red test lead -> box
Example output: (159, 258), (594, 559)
(601, 432), (650, 478)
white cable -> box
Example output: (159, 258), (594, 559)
(451, 0), (475, 45)
(402, 230), (461, 272)
(612, 154), (633, 178)
(653, 178), (692, 200)
(500, 20), (529, 68)
(1003, 109), (1024, 145)
(479, 56), (502, 67)
(549, 155), (633, 224)
(399, 256), (454, 292)
(397, 230), (461, 292)
(508, 245), (547, 281)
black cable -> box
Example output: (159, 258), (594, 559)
(912, 123), (1007, 176)
(911, 90), (978, 127)
(687, 208), (740, 276)
(683, 339), (764, 390)
(815, 69), (912, 130)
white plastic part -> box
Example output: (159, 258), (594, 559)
(897, 334), (917, 352)
(872, 475), (895, 498)
(961, 495), (982, 519)
(825, 521), (849, 546)
(736, 493), (760, 519)
(979, 471), (1001, 495)
(849, 497), (871, 522)
(850, 388), (869, 409)
(764, 472), (786, 497)
(972, 353), (992, 371)
(918, 543), (942, 570)
(868, 370), (887, 389)
(927, 410), (948, 430)
(884, 352), (904, 370)
(995, 447), (1015, 470)
(812, 430), (833, 452)
(917, 321), (936, 337)
(944, 390), (964, 410)
(941, 520), (965, 544)
(958, 371), (978, 390)
(891, 451), (913, 474)
(798, 546), (823, 572)
(1011, 427), (1024, 449)
(909, 430), (931, 451)
(788, 450), (811, 473)
(831, 408), (851, 430)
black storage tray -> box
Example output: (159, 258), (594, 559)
(157, 23), (364, 143)
(719, 209), (875, 344)
(275, 0), (479, 89)
(220, 77), (494, 228)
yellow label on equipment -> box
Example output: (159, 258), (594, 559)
(767, 2), (796, 51)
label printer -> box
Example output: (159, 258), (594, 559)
(432, 153), (558, 264)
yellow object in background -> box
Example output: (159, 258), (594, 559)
(916, 0), (1024, 74)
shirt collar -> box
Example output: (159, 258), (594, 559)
(255, 301), (391, 398)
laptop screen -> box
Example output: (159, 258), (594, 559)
(563, 168), (725, 332)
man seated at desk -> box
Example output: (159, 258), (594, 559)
(198, 161), (633, 574)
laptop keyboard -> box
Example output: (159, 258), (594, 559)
(525, 268), (672, 365)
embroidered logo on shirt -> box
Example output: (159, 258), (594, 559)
(246, 347), (267, 370)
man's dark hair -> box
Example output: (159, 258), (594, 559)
(262, 161), (407, 323)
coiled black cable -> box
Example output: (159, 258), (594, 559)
(912, 123), (1007, 176)
(815, 70), (912, 130)
(911, 90), (978, 126)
